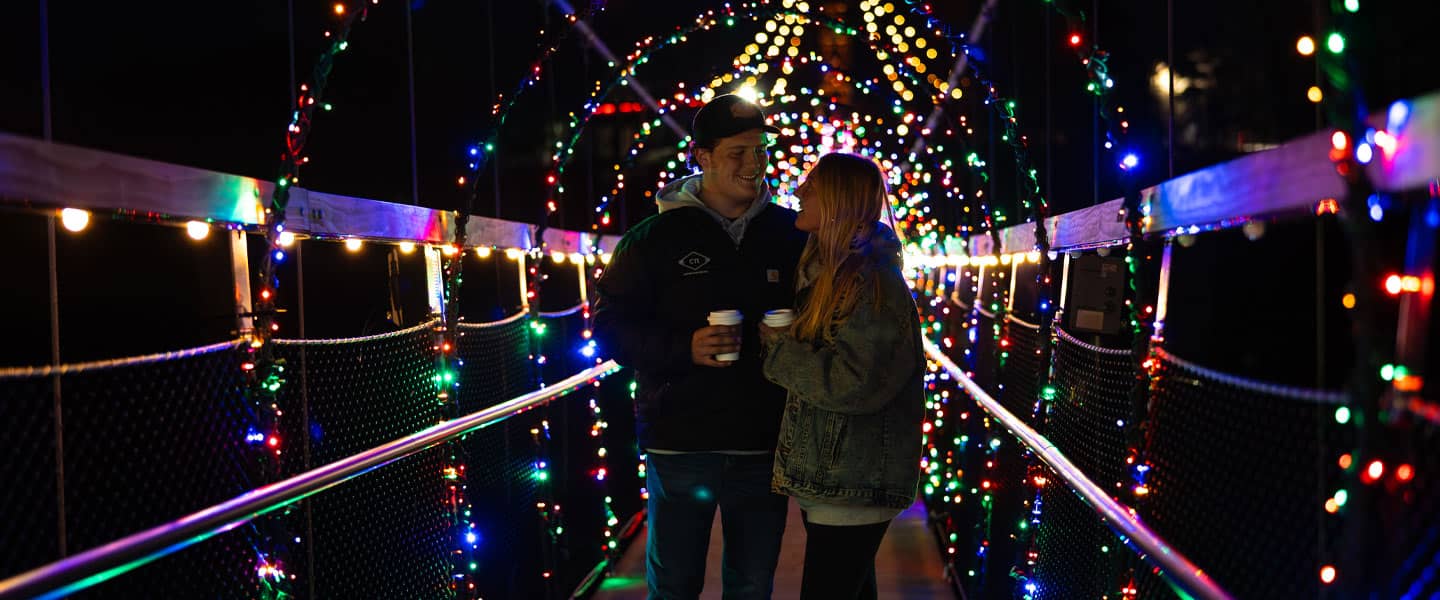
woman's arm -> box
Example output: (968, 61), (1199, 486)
(762, 285), (918, 415)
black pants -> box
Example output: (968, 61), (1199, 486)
(799, 515), (891, 600)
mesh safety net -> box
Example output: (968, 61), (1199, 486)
(1134, 352), (1351, 598)
(1047, 326), (1134, 498)
(455, 316), (550, 599)
(0, 344), (260, 599)
(274, 324), (451, 599)
(998, 318), (1044, 427)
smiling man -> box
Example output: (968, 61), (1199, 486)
(593, 94), (808, 599)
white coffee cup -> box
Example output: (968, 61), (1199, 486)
(762, 309), (795, 328)
(707, 309), (743, 362)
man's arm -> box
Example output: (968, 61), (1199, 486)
(592, 236), (696, 374)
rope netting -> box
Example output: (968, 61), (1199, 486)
(273, 322), (452, 598)
(918, 234), (1418, 599)
(0, 342), (260, 598)
(1133, 352), (1352, 598)
(454, 314), (550, 599)
(1048, 326), (1133, 495)
(0, 291), (613, 599)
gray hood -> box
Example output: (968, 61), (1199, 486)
(655, 173), (774, 245)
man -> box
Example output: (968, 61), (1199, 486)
(593, 94), (808, 599)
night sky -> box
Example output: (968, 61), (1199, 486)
(4, 1), (1435, 221)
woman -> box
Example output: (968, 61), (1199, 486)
(759, 153), (926, 600)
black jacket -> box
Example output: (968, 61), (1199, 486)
(593, 201), (808, 451)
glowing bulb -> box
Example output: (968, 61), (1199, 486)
(1386, 274), (1404, 295)
(1068, 33), (1082, 47)
(186, 221), (211, 240)
(60, 208), (90, 232)
(504, 248), (524, 260)
(1307, 86), (1323, 104)
(333, 3), (345, 15)
(476, 247), (492, 258)
(1341, 293), (1355, 309)
(1320, 565), (1336, 584)
(1296, 36), (1316, 56)
(735, 84), (760, 104)
(1326, 33), (1345, 54)
(1365, 460), (1384, 481)
(1121, 153), (1139, 170)
(345, 238), (363, 252)
(278, 231), (296, 247)
(398, 241), (416, 253)
(1356, 142), (1373, 164)
(569, 253), (585, 265)
(551, 251), (567, 263)
(441, 245), (459, 256)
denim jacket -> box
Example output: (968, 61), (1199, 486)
(761, 226), (925, 509)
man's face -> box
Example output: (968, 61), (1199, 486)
(697, 129), (769, 204)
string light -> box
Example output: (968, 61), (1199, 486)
(1296, 36), (1316, 56)
(185, 221), (211, 240)
(60, 208), (90, 232)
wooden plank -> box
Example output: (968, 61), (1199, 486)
(298, 189), (454, 244)
(972, 127), (1347, 254)
(0, 132), (267, 225)
(0, 132), (594, 252)
(1144, 128), (1345, 234)
(542, 228), (585, 253)
(1365, 90), (1440, 192)
(463, 215), (535, 250)
(1049, 198), (1128, 249)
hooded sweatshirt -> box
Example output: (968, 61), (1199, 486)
(655, 174), (771, 245)
(592, 173), (810, 452)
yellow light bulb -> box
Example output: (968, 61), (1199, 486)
(1297, 36), (1316, 56)
(345, 238), (363, 252)
(60, 208), (90, 232)
(186, 221), (210, 240)
(398, 241), (416, 253)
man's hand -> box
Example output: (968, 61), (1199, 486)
(692, 325), (741, 367)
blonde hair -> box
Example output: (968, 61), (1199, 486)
(792, 153), (896, 343)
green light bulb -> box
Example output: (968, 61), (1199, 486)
(1326, 33), (1345, 54)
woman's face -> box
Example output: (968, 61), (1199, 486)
(794, 178), (821, 233)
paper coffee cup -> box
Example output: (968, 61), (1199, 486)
(707, 309), (742, 362)
(762, 309), (795, 327)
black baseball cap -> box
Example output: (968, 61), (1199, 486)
(692, 94), (781, 149)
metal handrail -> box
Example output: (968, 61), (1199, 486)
(923, 339), (1231, 600)
(0, 360), (621, 600)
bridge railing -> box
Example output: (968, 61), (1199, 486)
(0, 320), (619, 600)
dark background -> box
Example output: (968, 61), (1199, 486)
(1, 0), (1436, 373)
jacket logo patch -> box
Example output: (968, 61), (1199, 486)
(767, 269), (780, 283)
(678, 251), (711, 271)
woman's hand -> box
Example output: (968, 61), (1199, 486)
(758, 323), (792, 346)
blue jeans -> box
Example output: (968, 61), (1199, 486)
(645, 452), (788, 600)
